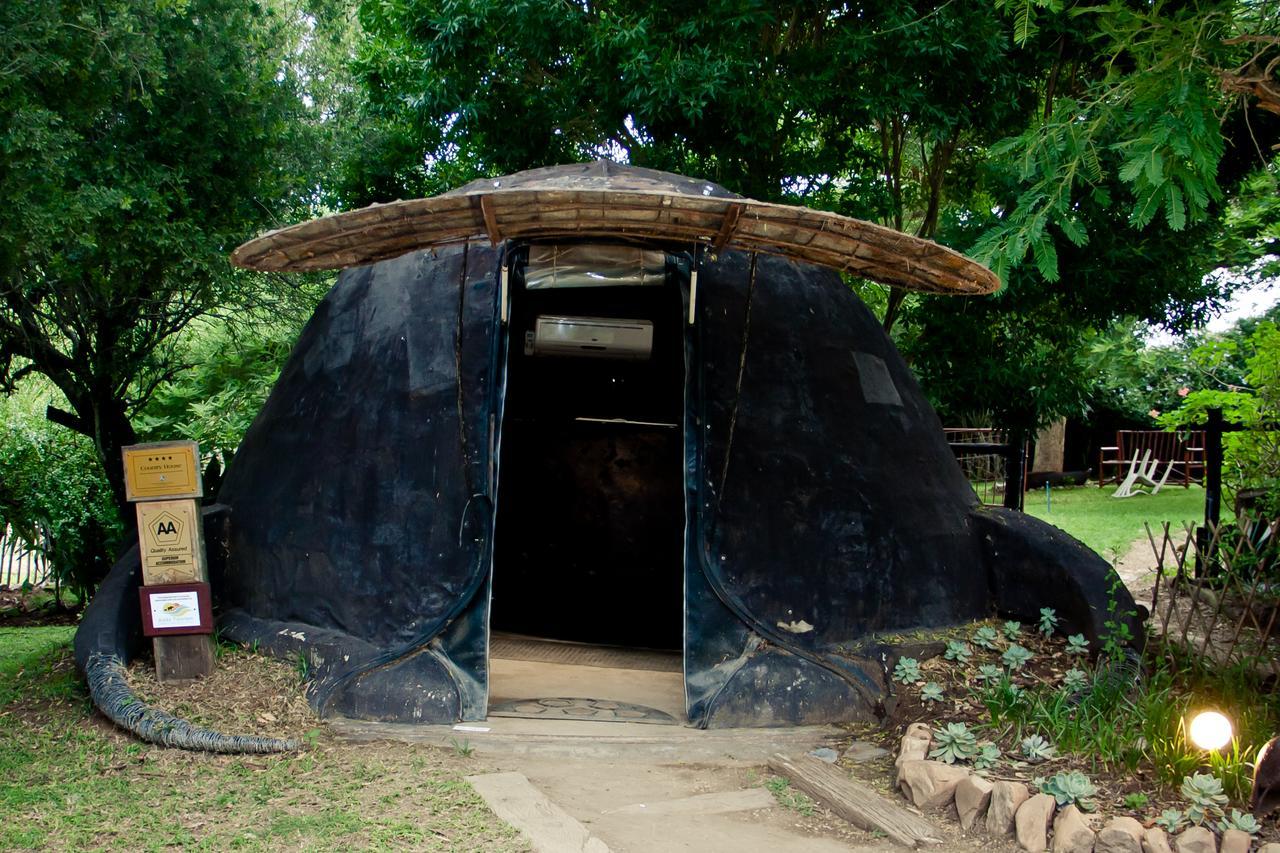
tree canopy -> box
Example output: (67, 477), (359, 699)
(0, 0), (323, 513)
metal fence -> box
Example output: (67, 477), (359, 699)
(946, 427), (1028, 509)
(1142, 517), (1279, 679)
(0, 525), (50, 589)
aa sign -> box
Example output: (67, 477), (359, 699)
(135, 499), (202, 583)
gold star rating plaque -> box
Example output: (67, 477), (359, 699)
(122, 441), (202, 502)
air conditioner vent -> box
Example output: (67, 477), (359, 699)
(527, 315), (653, 360)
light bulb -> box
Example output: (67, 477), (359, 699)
(1188, 711), (1232, 751)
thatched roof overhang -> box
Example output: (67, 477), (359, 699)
(232, 163), (999, 296)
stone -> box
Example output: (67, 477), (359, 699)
(986, 780), (1031, 837)
(897, 760), (970, 810)
(843, 742), (890, 763)
(1257, 844), (1280, 853)
(1052, 805), (1096, 853)
(1174, 827), (1217, 853)
(1142, 828), (1173, 853)
(1096, 816), (1144, 853)
(809, 747), (838, 763)
(956, 774), (995, 831)
(895, 728), (933, 783)
(1219, 830), (1250, 853)
(905, 722), (933, 742)
(1014, 793), (1056, 852)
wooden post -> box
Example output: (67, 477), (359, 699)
(123, 441), (215, 682)
(1003, 430), (1027, 512)
(1196, 408), (1224, 579)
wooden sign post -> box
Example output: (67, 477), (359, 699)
(123, 441), (215, 682)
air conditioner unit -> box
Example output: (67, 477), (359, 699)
(527, 315), (653, 360)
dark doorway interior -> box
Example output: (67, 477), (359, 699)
(492, 246), (686, 649)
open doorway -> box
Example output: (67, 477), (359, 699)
(489, 243), (686, 721)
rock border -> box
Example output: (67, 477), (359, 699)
(893, 727), (1275, 853)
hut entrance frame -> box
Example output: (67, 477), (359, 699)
(489, 243), (691, 704)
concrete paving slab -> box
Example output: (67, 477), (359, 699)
(466, 771), (611, 853)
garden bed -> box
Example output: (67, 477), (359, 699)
(838, 616), (1278, 848)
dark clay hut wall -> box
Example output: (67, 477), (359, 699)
(693, 251), (989, 650)
(216, 244), (499, 649)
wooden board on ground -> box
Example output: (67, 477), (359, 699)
(768, 753), (942, 848)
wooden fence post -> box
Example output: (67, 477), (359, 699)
(1196, 408), (1224, 579)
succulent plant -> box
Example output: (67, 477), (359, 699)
(976, 664), (1003, 682)
(1038, 771), (1098, 811)
(1180, 773), (1228, 826)
(1001, 643), (1033, 670)
(1061, 668), (1089, 692)
(929, 722), (979, 764)
(1003, 620), (1022, 640)
(893, 657), (923, 684)
(973, 742), (1001, 771)
(1154, 808), (1186, 832)
(920, 682), (944, 703)
(1021, 734), (1057, 763)
(973, 625), (1001, 650)
(1065, 633), (1090, 655)
(943, 640), (972, 664)
(1216, 808), (1260, 835)
(1038, 607), (1059, 638)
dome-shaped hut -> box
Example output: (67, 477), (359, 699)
(79, 162), (1139, 728)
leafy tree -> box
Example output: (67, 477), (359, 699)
(134, 319), (303, 469)
(0, 387), (122, 602)
(0, 0), (323, 523)
(1161, 317), (1280, 505)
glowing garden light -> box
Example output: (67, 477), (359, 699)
(1188, 711), (1233, 751)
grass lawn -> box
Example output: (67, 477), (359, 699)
(1023, 484), (1206, 561)
(0, 627), (526, 851)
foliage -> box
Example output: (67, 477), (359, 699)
(977, 664), (1004, 683)
(1037, 607), (1059, 637)
(1161, 318), (1280, 507)
(944, 641), (973, 664)
(1155, 808), (1186, 832)
(974, 626), (1001, 651)
(1003, 621), (1022, 641)
(1037, 770), (1098, 812)
(929, 723), (979, 765)
(1216, 808), (1260, 835)
(893, 657), (923, 685)
(0, 390), (122, 599)
(1020, 734), (1057, 763)
(921, 682), (945, 703)
(974, 742), (1001, 772)
(1180, 773), (1229, 826)
(134, 319), (306, 467)
(1001, 643), (1033, 670)
(1065, 635), (1090, 656)
(1122, 792), (1149, 811)
(980, 652), (1276, 804)
(765, 777), (816, 817)
(1061, 668), (1089, 693)
(0, 0), (324, 524)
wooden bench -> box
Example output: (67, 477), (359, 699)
(1097, 430), (1204, 488)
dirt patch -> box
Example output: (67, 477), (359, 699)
(126, 645), (317, 743)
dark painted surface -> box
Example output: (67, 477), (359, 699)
(691, 251), (990, 650)
(214, 243), (499, 716)
(180, 234), (1140, 726)
(972, 506), (1145, 647)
